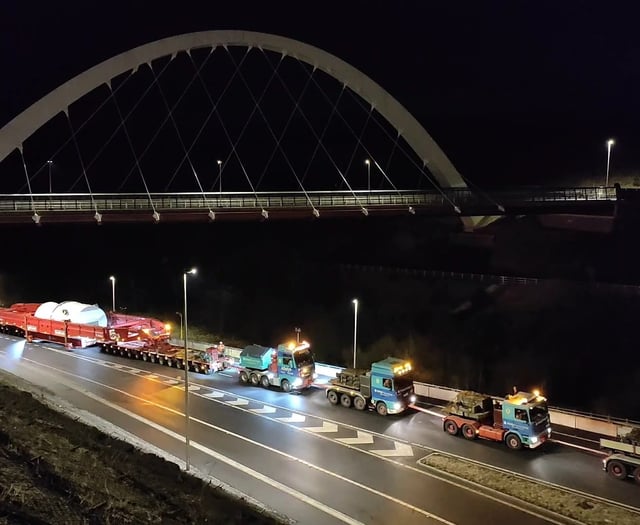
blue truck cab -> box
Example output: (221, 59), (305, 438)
(238, 341), (316, 392)
(327, 357), (416, 415)
(497, 391), (552, 449)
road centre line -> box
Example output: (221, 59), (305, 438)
(12, 355), (455, 525)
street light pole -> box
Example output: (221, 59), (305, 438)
(109, 276), (116, 311)
(606, 139), (615, 186)
(183, 268), (197, 471)
(47, 160), (53, 194)
(295, 327), (301, 343)
(352, 299), (358, 368)
(175, 311), (183, 340)
(217, 160), (222, 194)
(365, 159), (370, 192)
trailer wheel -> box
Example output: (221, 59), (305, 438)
(281, 379), (291, 393)
(142, 354), (148, 362)
(444, 419), (459, 435)
(462, 424), (477, 440)
(376, 401), (388, 416)
(340, 394), (352, 408)
(607, 460), (628, 480)
(260, 375), (270, 388)
(327, 390), (339, 405)
(505, 433), (522, 450)
(353, 396), (366, 411)
(250, 373), (260, 385)
(239, 371), (249, 383)
(633, 466), (640, 484)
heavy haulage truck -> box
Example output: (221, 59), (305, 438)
(600, 428), (640, 484)
(0, 301), (229, 375)
(237, 341), (316, 392)
(325, 357), (416, 416)
(443, 390), (552, 450)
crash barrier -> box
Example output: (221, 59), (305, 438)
(315, 362), (639, 439)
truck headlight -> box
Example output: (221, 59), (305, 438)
(409, 395), (416, 404)
(313, 373), (318, 380)
(293, 377), (303, 387)
(530, 436), (538, 444)
(547, 428), (552, 436)
(394, 402), (402, 411)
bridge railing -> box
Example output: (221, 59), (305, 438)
(0, 186), (618, 214)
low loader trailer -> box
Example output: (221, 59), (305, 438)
(600, 428), (640, 484)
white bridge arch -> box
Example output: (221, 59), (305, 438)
(0, 30), (467, 191)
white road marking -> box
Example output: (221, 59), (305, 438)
(304, 421), (339, 433)
(203, 391), (225, 398)
(250, 406), (277, 414)
(371, 442), (414, 457)
(226, 398), (250, 406)
(163, 379), (180, 385)
(276, 413), (306, 423)
(337, 431), (374, 445)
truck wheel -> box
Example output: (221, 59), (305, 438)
(633, 466), (640, 484)
(462, 424), (477, 440)
(260, 375), (270, 388)
(239, 371), (249, 383)
(340, 394), (352, 408)
(250, 373), (260, 385)
(607, 459), (628, 480)
(327, 390), (339, 405)
(281, 379), (291, 393)
(376, 402), (388, 416)
(444, 420), (459, 436)
(505, 433), (522, 450)
(353, 396), (366, 411)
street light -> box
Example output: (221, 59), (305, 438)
(183, 267), (197, 471)
(109, 276), (116, 311)
(175, 311), (183, 340)
(47, 160), (53, 194)
(365, 159), (371, 192)
(352, 299), (359, 368)
(217, 160), (222, 194)
(606, 139), (615, 186)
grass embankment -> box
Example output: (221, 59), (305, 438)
(420, 453), (639, 525)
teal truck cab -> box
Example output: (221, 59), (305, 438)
(326, 357), (416, 416)
(443, 390), (552, 450)
(238, 341), (316, 392)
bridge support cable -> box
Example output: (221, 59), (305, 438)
(270, 66), (368, 215)
(64, 112), (102, 224)
(17, 148), (40, 224)
(116, 56), (212, 197)
(458, 174), (505, 213)
(108, 85), (160, 222)
(230, 49), (320, 217)
(148, 55), (219, 221)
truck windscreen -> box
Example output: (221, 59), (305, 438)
(529, 405), (548, 424)
(394, 377), (413, 391)
(294, 349), (313, 367)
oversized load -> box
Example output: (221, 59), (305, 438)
(34, 301), (107, 327)
(600, 426), (640, 484)
(239, 344), (274, 371)
(443, 390), (552, 450)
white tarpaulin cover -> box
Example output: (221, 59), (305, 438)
(34, 301), (108, 327)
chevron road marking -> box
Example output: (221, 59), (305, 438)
(226, 398), (250, 406)
(163, 379), (180, 385)
(276, 413), (306, 423)
(203, 391), (225, 398)
(336, 431), (374, 445)
(303, 421), (339, 433)
(371, 441), (414, 457)
(250, 406), (277, 414)
(177, 384), (201, 392)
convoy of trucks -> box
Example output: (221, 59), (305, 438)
(600, 429), (640, 484)
(442, 389), (552, 449)
(1, 298), (639, 485)
(236, 341), (316, 392)
(325, 357), (416, 416)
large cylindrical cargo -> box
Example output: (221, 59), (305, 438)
(34, 301), (108, 327)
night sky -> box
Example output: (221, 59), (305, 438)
(3, 1), (640, 188)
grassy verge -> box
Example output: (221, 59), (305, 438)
(420, 453), (639, 525)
